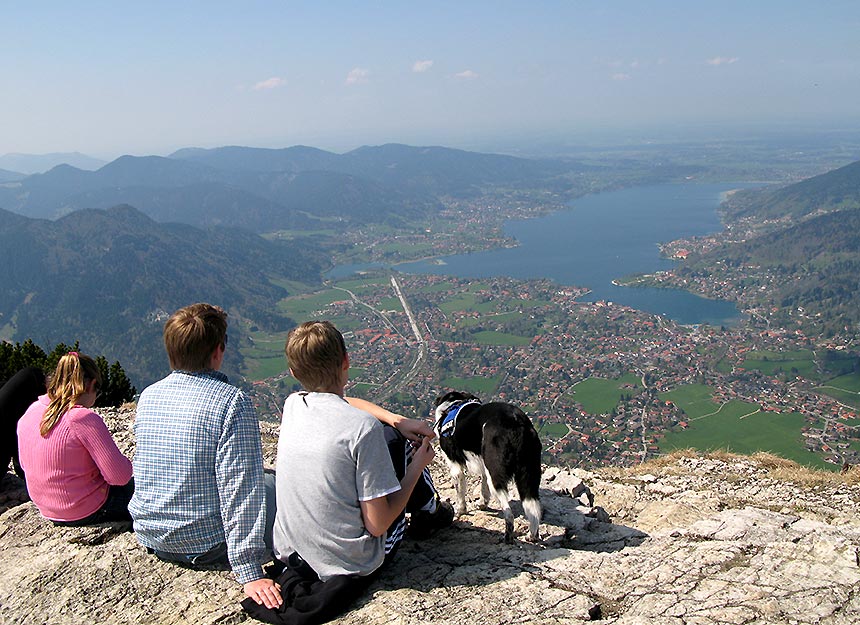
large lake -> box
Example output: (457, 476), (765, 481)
(332, 183), (750, 326)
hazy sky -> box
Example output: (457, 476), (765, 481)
(3, 1), (859, 157)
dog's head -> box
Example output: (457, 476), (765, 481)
(433, 390), (480, 432)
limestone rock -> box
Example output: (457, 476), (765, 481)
(2, 406), (859, 624)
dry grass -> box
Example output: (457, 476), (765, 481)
(615, 448), (860, 487)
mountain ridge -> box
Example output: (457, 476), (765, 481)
(0, 205), (327, 385)
(0, 151), (106, 175)
(724, 159), (860, 222)
(0, 148), (449, 228)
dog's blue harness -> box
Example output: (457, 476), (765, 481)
(437, 400), (481, 438)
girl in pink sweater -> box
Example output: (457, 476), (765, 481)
(17, 352), (133, 525)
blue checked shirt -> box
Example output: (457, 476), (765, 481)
(129, 370), (267, 584)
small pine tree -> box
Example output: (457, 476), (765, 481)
(46, 341), (81, 374)
(101, 360), (137, 407)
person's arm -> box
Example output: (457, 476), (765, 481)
(74, 411), (133, 485)
(345, 396), (435, 441)
(360, 436), (435, 536)
(215, 392), (282, 609)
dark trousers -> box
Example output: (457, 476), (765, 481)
(242, 428), (440, 625)
(53, 480), (134, 526)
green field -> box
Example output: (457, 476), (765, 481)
(816, 371), (860, 409)
(334, 277), (390, 293)
(439, 375), (502, 395)
(660, 384), (717, 417)
(571, 374), (641, 415)
(417, 281), (458, 294)
(268, 277), (316, 294)
(376, 297), (404, 311)
(241, 330), (289, 380)
(348, 382), (378, 396)
(660, 384), (830, 469)
(737, 349), (817, 378)
(278, 290), (345, 319)
(245, 355), (287, 380)
(439, 293), (498, 314)
(538, 422), (569, 438)
(457, 311), (523, 328)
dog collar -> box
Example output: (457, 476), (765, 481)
(438, 400), (481, 438)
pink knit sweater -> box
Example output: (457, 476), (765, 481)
(17, 395), (132, 521)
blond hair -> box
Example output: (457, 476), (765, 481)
(42, 352), (102, 436)
(163, 303), (228, 371)
(285, 321), (347, 392)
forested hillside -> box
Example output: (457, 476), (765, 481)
(0, 205), (328, 385)
(723, 159), (860, 221)
(675, 159), (860, 335)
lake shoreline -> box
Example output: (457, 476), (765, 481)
(330, 183), (750, 326)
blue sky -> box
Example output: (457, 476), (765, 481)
(3, 1), (859, 157)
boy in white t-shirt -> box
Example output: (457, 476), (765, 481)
(273, 321), (452, 582)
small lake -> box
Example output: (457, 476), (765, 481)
(331, 183), (751, 326)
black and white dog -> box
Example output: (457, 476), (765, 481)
(433, 390), (542, 543)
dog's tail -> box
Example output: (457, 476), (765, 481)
(515, 430), (543, 541)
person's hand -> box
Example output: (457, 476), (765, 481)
(411, 435), (435, 470)
(395, 416), (435, 441)
(244, 578), (282, 609)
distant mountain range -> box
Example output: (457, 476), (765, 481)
(0, 152), (107, 175)
(0, 144), (586, 231)
(171, 143), (578, 195)
(0, 142), (593, 386)
(0, 205), (328, 385)
(0, 169), (24, 183)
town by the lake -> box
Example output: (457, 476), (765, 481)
(243, 191), (860, 472)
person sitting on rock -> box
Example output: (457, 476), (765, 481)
(129, 303), (283, 609)
(17, 352), (134, 525)
(1, 366), (46, 480)
(270, 321), (452, 597)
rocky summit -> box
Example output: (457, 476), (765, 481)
(1, 406), (858, 625)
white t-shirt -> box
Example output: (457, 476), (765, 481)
(273, 392), (401, 581)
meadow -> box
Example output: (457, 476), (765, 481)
(738, 349), (817, 378)
(659, 384), (830, 469)
(570, 374), (642, 415)
(439, 375), (503, 396)
(815, 371), (860, 409)
(537, 422), (569, 438)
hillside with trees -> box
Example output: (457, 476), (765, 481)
(722, 159), (860, 222)
(673, 159), (860, 336)
(0, 205), (328, 385)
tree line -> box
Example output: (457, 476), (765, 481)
(0, 339), (136, 407)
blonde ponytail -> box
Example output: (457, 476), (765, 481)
(41, 352), (102, 436)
